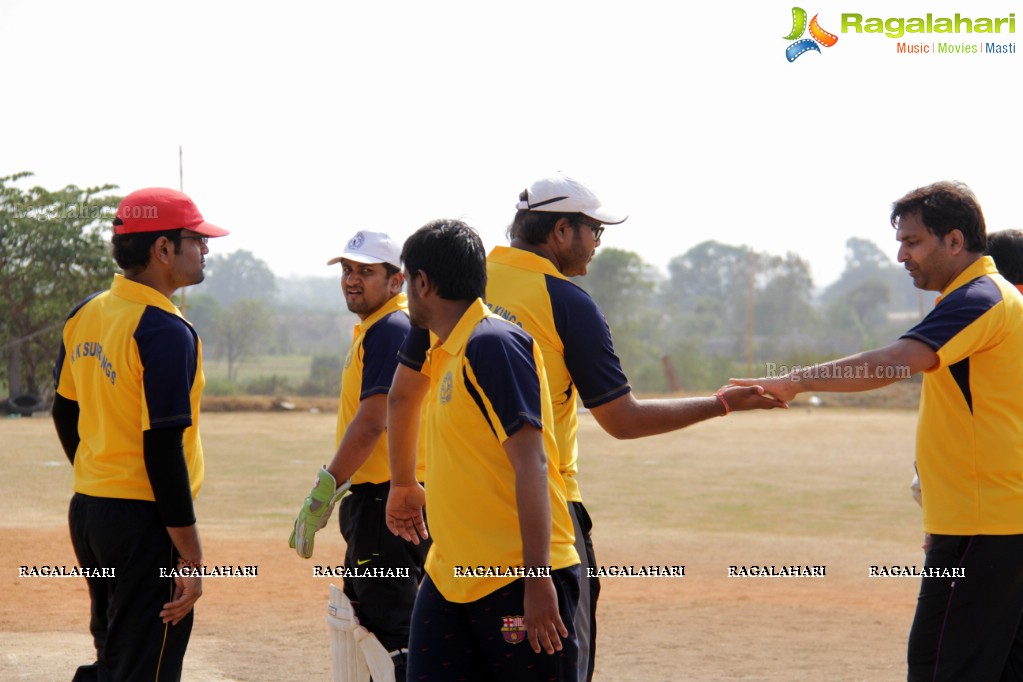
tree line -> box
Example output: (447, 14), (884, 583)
(2, 173), (928, 402)
(575, 238), (930, 392)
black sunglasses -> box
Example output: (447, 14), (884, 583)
(575, 218), (604, 241)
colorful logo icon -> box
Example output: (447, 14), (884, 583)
(501, 616), (527, 644)
(784, 7), (838, 62)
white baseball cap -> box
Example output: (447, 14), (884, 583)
(327, 230), (402, 268)
(515, 172), (627, 225)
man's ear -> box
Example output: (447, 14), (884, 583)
(412, 270), (430, 296)
(150, 236), (174, 265)
(945, 229), (965, 255)
(389, 271), (405, 295)
(551, 217), (575, 246)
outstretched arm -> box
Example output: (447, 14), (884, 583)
(589, 385), (785, 440)
(730, 338), (937, 403)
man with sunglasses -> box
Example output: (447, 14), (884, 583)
(387, 172), (782, 681)
(52, 187), (228, 681)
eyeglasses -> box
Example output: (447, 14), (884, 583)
(180, 235), (209, 245)
(576, 218), (604, 242)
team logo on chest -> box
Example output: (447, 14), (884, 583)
(501, 615), (526, 644)
(439, 371), (453, 404)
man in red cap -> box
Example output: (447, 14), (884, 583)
(52, 187), (228, 681)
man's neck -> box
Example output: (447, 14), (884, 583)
(125, 269), (176, 300)
(429, 299), (475, 344)
(509, 238), (564, 275)
(937, 252), (984, 293)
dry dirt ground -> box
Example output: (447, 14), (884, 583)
(1, 407), (926, 681)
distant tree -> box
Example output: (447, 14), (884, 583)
(578, 248), (659, 329)
(186, 251), (278, 382)
(659, 241), (822, 384)
(843, 278), (891, 328)
(277, 275), (345, 311)
(821, 236), (927, 314)
(199, 249), (278, 305)
(0, 172), (119, 398)
(845, 236), (892, 271)
(180, 292), (223, 345)
(272, 274), (351, 356)
(575, 248), (663, 389)
(820, 278), (894, 354)
(662, 241), (755, 351)
(754, 252), (817, 338)
(216, 298), (273, 383)
(298, 354), (342, 396)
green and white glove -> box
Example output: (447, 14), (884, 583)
(289, 466), (351, 559)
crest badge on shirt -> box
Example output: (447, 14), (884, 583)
(501, 615), (526, 644)
(439, 371), (453, 404)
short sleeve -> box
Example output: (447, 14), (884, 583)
(359, 311), (410, 400)
(901, 276), (1004, 369)
(547, 277), (631, 408)
(398, 325), (432, 376)
(135, 308), (198, 430)
(464, 319), (543, 440)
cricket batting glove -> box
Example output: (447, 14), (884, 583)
(290, 466), (351, 559)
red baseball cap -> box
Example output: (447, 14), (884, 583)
(113, 187), (229, 237)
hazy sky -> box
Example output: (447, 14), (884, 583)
(2, 0), (1019, 288)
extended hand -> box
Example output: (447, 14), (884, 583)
(719, 383), (790, 410)
(385, 482), (428, 544)
(289, 466), (351, 559)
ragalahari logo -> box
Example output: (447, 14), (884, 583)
(784, 7), (839, 61)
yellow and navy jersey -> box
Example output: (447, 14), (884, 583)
(402, 299), (578, 602)
(901, 256), (1023, 535)
(53, 274), (204, 501)
(485, 246), (631, 502)
(338, 293), (424, 484)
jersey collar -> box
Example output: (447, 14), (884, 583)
(935, 256), (998, 305)
(354, 292), (408, 337)
(436, 298), (491, 356)
(110, 274), (182, 317)
(488, 245), (568, 281)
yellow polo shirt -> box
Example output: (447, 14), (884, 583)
(416, 299), (578, 602)
(485, 246), (631, 502)
(53, 274), (204, 501)
(901, 256), (1023, 534)
(337, 292), (424, 484)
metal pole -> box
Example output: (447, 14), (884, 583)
(178, 144), (188, 316)
(747, 252), (755, 376)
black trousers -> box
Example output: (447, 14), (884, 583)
(338, 482), (430, 652)
(68, 493), (192, 682)
(907, 534), (1023, 681)
(569, 501), (599, 682)
(407, 567), (580, 681)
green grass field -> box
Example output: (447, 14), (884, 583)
(201, 354), (320, 386)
